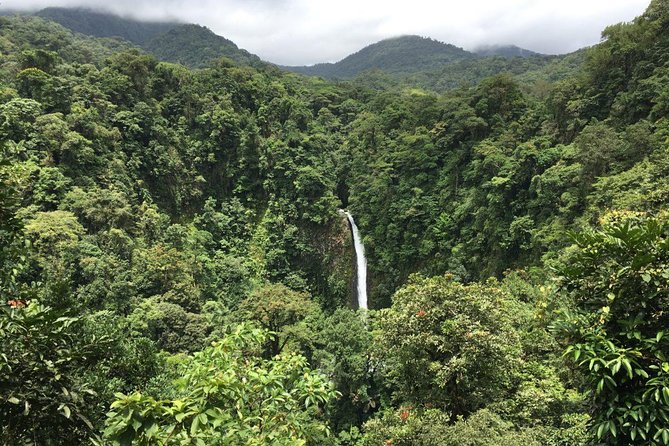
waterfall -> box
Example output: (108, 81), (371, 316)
(343, 211), (368, 310)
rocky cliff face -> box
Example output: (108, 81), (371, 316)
(301, 214), (356, 310)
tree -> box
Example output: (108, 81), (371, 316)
(312, 308), (377, 431)
(360, 408), (549, 446)
(103, 324), (337, 445)
(375, 274), (523, 416)
(0, 302), (111, 445)
(574, 121), (626, 182)
(239, 282), (319, 357)
(0, 143), (24, 297)
(556, 211), (669, 445)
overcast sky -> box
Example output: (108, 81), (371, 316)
(1, 0), (651, 65)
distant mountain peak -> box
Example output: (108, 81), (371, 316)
(284, 35), (474, 79)
(342, 35), (470, 60)
(473, 44), (543, 58)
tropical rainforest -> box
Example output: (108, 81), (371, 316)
(1, 0), (669, 444)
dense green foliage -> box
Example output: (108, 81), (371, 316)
(35, 7), (179, 45)
(284, 35), (579, 93)
(24, 9), (578, 91)
(144, 24), (263, 69)
(557, 212), (669, 444)
(395, 50), (584, 92)
(376, 276), (523, 416)
(28, 8), (261, 69)
(2, 1), (669, 444)
(474, 45), (541, 58)
(2, 302), (102, 444)
(343, 0), (669, 304)
(103, 324), (337, 445)
(0, 143), (23, 296)
(285, 36), (474, 78)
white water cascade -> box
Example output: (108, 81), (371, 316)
(343, 211), (368, 310)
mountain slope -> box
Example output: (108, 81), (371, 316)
(474, 44), (542, 58)
(31, 7), (262, 68)
(392, 50), (583, 92)
(35, 7), (179, 45)
(145, 24), (262, 68)
(284, 35), (475, 78)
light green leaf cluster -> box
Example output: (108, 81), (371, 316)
(103, 324), (338, 445)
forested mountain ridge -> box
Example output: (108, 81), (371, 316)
(284, 34), (577, 92)
(351, 49), (584, 93)
(16, 7), (263, 68)
(474, 44), (542, 58)
(144, 23), (263, 68)
(2, 1), (669, 445)
(12, 8), (573, 89)
(35, 7), (180, 45)
(283, 35), (475, 77)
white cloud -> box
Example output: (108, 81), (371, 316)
(1, 0), (651, 65)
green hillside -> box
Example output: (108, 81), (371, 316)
(405, 50), (584, 91)
(145, 24), (263, 68)
(285, 35), (576, 92)
(285, 35), (475, 78)
(474, 44), (542, 58)
(31, 7), (262, 68)
(35, 7), (180, 45)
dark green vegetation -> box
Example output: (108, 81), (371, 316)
(343, 49), (584, 94)
(284, 35), (577, 93)
(20, 8), (576, 91)
(35, 7), (179, 45)
(474, 44), (542, 58)
(1, 0), (669, 444)
(25, 7), (262, 69)
(144, 24), (262, 69)
(284, 35), (475, 78)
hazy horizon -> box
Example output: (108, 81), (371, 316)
(0, 0), (650, 65)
